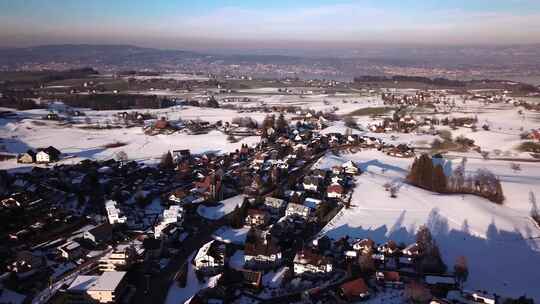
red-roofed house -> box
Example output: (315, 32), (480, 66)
(327, 184), (345, 199)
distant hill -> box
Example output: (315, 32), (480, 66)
(0, 44), (205, 68)
(2, 44), (540, 84)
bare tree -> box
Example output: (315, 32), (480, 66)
(389, 182), (401, 198)
(114, 150), (128, 163)
(480, 151), (490, 160)
(530, 191), (540, 224)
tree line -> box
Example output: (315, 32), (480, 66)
(407, 154), (504, 204)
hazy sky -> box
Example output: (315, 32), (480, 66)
(1, 0), (540, 49)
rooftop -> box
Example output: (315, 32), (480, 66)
(68, 271), (127, 292)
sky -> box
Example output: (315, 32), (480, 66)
(1, 0), (540, 49)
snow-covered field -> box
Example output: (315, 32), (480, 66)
(0, 107), (260, 170)
(319, 150), (540, 299)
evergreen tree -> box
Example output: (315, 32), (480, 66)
(407, 154), (434, 190)
(160, 151), (174, 170)
(275, 113), (288, 135)
(433, 164), (447, 193)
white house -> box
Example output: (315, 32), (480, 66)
(285, 203), (312, 220)
(35, 146), (60, 163)
(342, 161), (359, 175)
(302, 176), (320, 192)
(263, 197), (287, 215)
(105, 200), (127, 225)
(244, 240), (283, 269)
(154, 205), (183, 238)
(99, 246), (137, 272)
(352, 238), (375, 254)
(67, 271), (128, 304)
(293, 249), (333, 276)
(194, 240), (226, 275)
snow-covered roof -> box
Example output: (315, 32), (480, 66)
(68, 271), (126, 292)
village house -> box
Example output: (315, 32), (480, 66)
(17, 150), (36, 164)
(194, 240), (226, 275)
(105, 200), (127, 225)
(342, 161), (359, 175)
(352, 238), (375, 254)
(293, 248), (333, 276)
(172, 149), (191, 163)
(168, 188), (188, 204)
(35, 146), (61, 163)
(46, 113), (59, 120)
(244, 237), (283, 269)
(98, 245), (138, 272)
(154, 205), (183, 238)
(303, 176), (320, 192)
(377, 240), (399, 255)
(245, 209), (270, 227)
(402, 242), (421, 257)
(262, 197), (287, 216)
(285, 202), (313, 220)
(66, 271), (128, 304)
(327, 184), (345, 199)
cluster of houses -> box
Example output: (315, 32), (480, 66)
(17, 146), (61, 164)
(381, 91), (448, 106)
(189, 144), (362, 302)
(0, 113), (509, 304)
(188, 226), (490, 304)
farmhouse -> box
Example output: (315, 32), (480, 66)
(35, 146), (61, 163)
(17, 150), (36, 164)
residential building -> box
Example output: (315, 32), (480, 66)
(245, 209), (269, 227)
(35, 146), (61, 163)
(66, 271), (128, 304)
(293, 249), (333, 276)
(194, 240), (226, 275)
